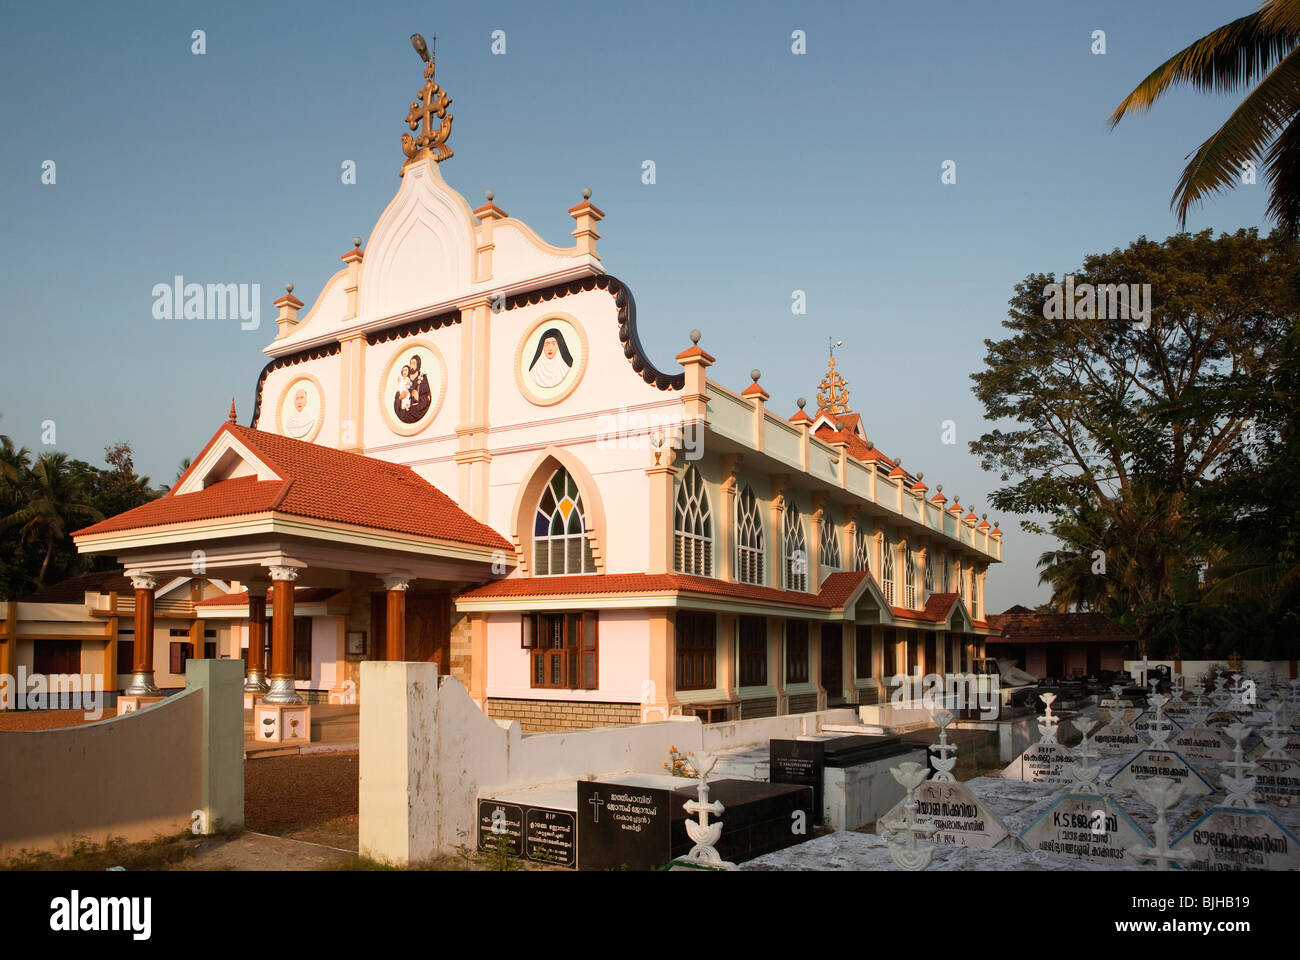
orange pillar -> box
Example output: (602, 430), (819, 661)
(263, 566), (302, 705)
(245, 584), (269, 693)
(126, 573), (159, 695)
(382, 574), (411, 662)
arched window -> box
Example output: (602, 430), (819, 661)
(938, 553), (947, 594)
(904, 546), (917, 609)
(956, 562), (966, 602)
(881, 537), (896, 606)
(924, 551), (935, 600)
(736, 485), (764, 586)
(784, 501), (807, 592)
(674, 466), (713, 576)
(533, 467), (595, 576)
(853, 526), (871, 574)
(820, 516), (840, 572)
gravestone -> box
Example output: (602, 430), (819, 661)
(1169, 725), (1235, 763)
(878, 779), (1009, 848)
(477, 799), (577, 867)
(1020, 794), (1150, 865)
(1132, 710), (1183, 740)
(576, 780), (674, 871)
(1095, 706), (1146, 755)
(1172, 808), (1300, 871)
(669, 779), (814, 865)
(477, 800), (524, 856)
(1108, 749), (1215, 797)
(1253, 758), (1300, 807)
(1001, 742), (1072, 783)
(770, 738), (825, 824)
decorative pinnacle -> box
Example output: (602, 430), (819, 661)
(936, 484), (943, 492)
(285, 283), (294, 294)
(750, 369), (761, 382)
(582, 187), (592, 200)
(917, 471), (924, 480)
(402, 32), (453, 165)
(689, 329), (701, 344)
(352, 237), (362, 248)
(797, 397), (806, 409)
(228, 398), (237, 424)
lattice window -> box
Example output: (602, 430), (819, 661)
(674, 466), (713, 577)
(904, 547), (917, 609)
(736, 485), (765, 586)
(784, 501), (808, 592)
(533, 468), (595, 576)
(881, 537), (896, 606)
(820, 516), (840, 571)
(924, 551), (935, 601)
(853, 526), (871, 574)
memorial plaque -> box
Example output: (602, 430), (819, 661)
(879, 779), (1008, 848)
(1203, 711), (1242, 730)
(1162, 700), (1193, 720)
(576, 781), (672, 871)
(1107, 749), (1214, 796)
(1169, 725), (1234, 762)
(476, 800), (523, 856)
(1001, 742), (1072, 783)
(1020, 794), (1149, 865)
(1094, 721), (1144, 754)
(1172, 808), (1300, 871)
(770, 739), (826, 824)
(1247, 735), (1300, 762)
(1131, 710), (1182, 738)
(525, 807), (576, 867)
(1254, 757), (1300, 807)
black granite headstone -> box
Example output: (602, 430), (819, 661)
(669, 779), (815, 863)
(576, 781), (674, 871)
(476, 800), (523, 856)
(770, 739), (826, 824)
(524, 806), (576, 867)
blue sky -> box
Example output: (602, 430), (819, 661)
(0, 0), (1274, 611)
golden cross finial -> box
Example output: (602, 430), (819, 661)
(402, 32), (454, 167)
(817, 338), (850, 415)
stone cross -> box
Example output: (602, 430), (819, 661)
(1170, 673), (1184, 703)
(1221, 722), (1258, 808)
(1211, 675), (1230, 711)
(1106, 704), (1129, 725)
(1259, 699), (1291, 761)
(928, 710), (958, 782)
(679, 753), (735, 870)
(1069, 716), (1104, 795)
(1129, 776), (1194, 871)
(1138, 656), (1150, 688)
(1146, 694), (1174, 748)
(882, 761), (937, 871)
(1038, 692), (1061, 745)
(1148, 677), (1161, 698)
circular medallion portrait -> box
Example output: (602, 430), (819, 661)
(276, 375), (325, 443)
(379, 340), (447, 436)
(514, 314), (587, 406)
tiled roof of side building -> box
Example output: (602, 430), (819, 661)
(20, 569), (136, 603)
(985, 609), (1137, 644)
(459, 569), (871, 610)
(73, 423), (513, 551)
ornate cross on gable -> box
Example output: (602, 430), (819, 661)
(402, 32), (454, 165)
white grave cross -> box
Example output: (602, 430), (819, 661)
(1038, 692), (1061, 745)
(929, 710), (959, 783)
(882, 761), (937, 871)
(1069, 716), (1104, 795)
(1221, 722), (1258, 808)
(679, 753), (736, 870)
(1129, 777), (1194, 872)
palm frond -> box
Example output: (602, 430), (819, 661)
(1110, 10), (1300, 126)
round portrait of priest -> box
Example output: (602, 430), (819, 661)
(515, 315), (587, 406)
(379, 340), (446, 436)
(276, 375), (325, 443)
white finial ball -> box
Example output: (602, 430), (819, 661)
(582, 187), (592, 200)
(485, 189), (494, 201)
(689, 329), (701, 344)
(797, 397), (806, 409)
(285, 283), (294, 294)
(750, 369), (761, 382)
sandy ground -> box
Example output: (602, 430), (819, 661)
(245, 752), (360, 850)
(0, 708), (106, 731)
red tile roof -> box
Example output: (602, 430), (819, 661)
(459, 570), (870, 610)
(985, 609), (1136, 645)
(890, 592), (959, 623)
(74, 423), (512, 551)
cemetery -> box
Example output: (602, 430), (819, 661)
(354, 656), (1300, 871)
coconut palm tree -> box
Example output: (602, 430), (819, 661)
(1110, 0), (1300, 234)
(0, 452), (102, 586)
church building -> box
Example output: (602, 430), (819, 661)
(72, 40), (1005, 732)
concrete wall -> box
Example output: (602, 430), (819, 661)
(357, 660), (863, 865)
(1125, 659), (1297, 684)
(0, 659), (244, 859)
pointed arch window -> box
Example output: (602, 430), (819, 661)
(938, 553), (947, 594)
(736, 485), (765, 586)
(784, 501), (807, 592)
(881, 537), (896, 606)
(533, 467), (595, 576)
(853, 526), (871, 574)
(820, 516), (840, 572)
(924, 551), (935, 601)
(674, 466), (713, 577)
(904, 546), (917, 609)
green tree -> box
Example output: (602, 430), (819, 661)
(1111, 0), (1300, 234)
(971, 229), (1296, 647)
(0, 452), (103, 586)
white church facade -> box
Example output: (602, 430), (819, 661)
(72, 41), (1005, 732)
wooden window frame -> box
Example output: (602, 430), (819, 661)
(674, 611), (717, 692)
(785, 619), (810, 685)
(528, 612), (598, 690)
(738, 615), (767, 687)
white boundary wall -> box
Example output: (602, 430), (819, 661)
(357, 661), (860, 865)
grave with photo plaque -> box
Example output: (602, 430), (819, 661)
(1020, 794), (1150, 865)
(1172, 807), (1300, 871)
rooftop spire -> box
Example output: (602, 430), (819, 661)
(817, 338), (850, 416)
(402, 32), (454, 168)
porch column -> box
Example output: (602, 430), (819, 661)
(125, 573), (159, 696)
(244, 581), (269, 693)
(382, 573), (412, 661)
(263, 565), (302, 705)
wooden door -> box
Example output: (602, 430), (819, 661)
(370, 591), (451, 667)
(820, 624), (843, 703)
